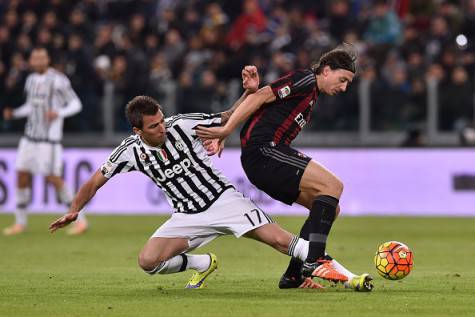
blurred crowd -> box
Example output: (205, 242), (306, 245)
(0, 0), (474, 134)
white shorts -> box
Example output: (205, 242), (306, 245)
(16, 137), (63, 176)
(152, 189), (274, 251)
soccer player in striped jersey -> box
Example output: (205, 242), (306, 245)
(197, 45), (373, 291)
(49, 95), (325, 289)
(2, 47), (88, 236)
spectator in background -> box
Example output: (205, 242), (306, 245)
(162, 29), (186, 71)
(65, 33), (100, 131)
(0, 25), (13, 66)
(461, 0), (475, 44)
(426, 16), (451, 62)
(129, 13), (147, 45)
(364, 0), (402, 63)
(94, 24), (116, 58)
(66, 8), (93, 41)
(226, 0), (267, 50)
(109, 54), (130, 131)
(144, 32), (160, 59)
(328, 0), (355, 42)
(1, 52), (27, 132)
(439, 66), (474, 131)
(20, 10), (37, 38)
(147, 52), (172, 102)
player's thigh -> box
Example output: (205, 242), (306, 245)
(16, 138), (36, 175)
(244, 223), (293, 253)
(298, 160), (343, 199)
(38, 143), (62, 177)
(139, 237), (189, 265)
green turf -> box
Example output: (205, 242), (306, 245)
(0, 215), (474, 317)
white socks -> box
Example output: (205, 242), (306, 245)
(287, 236), (357, 281)
(186, 254), (211, 273)
(15, 188), (31, 226)
(76, 210), (87, 223)
(288, 236), (309, 262)
(147, 254), (211, 275)
(58, 186), (73, 205)
(331, 258), (356, 280)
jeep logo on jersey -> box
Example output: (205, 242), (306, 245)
(294, 113), (307, 128)
(278, 85), (291, 98)
(155, 158), (192, 182)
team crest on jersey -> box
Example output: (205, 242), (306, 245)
(278, 85), (291, 98)
(157, 148), (168, 162)
(175, 140), (184, 151)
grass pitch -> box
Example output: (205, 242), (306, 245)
(0, 215), (474, 317)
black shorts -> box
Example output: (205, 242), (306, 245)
(240, 143), (311, 205)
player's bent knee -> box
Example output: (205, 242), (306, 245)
(138, 252), (162, 272)
(323, 177), (344, 198)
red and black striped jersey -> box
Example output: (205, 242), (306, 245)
(240, 69), (318, 147)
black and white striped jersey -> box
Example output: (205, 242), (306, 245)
(100, 113), (234, 214)
(12, 68), (82, 142)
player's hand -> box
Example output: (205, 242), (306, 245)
(49, 212), (79, 233)
(196, 126), (231, 142)
(202, 138), (225, 157)
(242, 65), (259, 93)
(3, 107), (13, 120)
(46, 110), (58, 122)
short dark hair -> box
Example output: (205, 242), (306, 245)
(311, 43), (358, 74)
(31, 46), (50, 56)
(125, 96), (162, 129)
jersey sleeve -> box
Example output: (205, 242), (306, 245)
(270, 70), (315, 100)
(166, 113), (222, 137)
(100, 139), (136, 179)
(56, 75), (80, 104)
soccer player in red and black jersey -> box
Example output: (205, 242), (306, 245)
(197, 45), (373, 290)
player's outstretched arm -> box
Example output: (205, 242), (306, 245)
(49, 169), (108, 233)
(200, 65), (260, 157)
(196, 65), (274, 142)
(196, 86), (275, 141)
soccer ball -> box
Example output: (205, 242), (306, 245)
(374, 241), (413, 280)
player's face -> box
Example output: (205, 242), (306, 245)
(137, 110), (167, 147)
(29, 49), (50, 73)
(320, 67), (354, 96)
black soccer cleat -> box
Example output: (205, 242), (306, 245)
(278, 274), (324, 289)
(301, 261), (318, 278)
(278, 275), (305, 289)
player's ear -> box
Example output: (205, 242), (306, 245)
(132, 127), (142, 136)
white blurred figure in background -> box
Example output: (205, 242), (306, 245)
(2, 47), (87, 236)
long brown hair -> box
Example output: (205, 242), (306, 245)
(311, 43), (358, 74)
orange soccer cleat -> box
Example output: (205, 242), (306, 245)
(3, 224), (26, 236)
(298, 277), (325, 289)
(302, 259), (349, 283)
(66, 221), (88, 236)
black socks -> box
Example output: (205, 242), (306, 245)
(305, 195), (339, 263)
